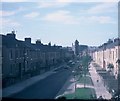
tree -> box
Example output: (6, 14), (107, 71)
(81, 55), (91, 88)
(107, 63), (114, 72)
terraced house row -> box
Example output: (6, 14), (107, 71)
(1, 31), (74, 88)
(92, 38), (120, 79)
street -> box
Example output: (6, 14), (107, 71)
(8, 66), (73, 99)
(2, 60), (113, 100)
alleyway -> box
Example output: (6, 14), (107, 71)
(89, 62), (112, 99)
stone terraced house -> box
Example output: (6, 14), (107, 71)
(92, 38), (120, 79)
(1, 31), (74, 87)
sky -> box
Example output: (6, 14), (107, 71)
(0, 0), (119, 47)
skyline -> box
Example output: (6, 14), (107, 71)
(0, 0), (118, 47)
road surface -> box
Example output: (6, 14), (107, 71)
(8, 67), (73, 99)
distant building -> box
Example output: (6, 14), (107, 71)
(72, 40), (88, 56)
(88, 46), (97, 58)
(75, 40), (79, 56)
(79, 45), (88, 56)
(62, 47), (74, 61)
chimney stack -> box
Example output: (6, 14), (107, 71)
(25, 38), (31, 44)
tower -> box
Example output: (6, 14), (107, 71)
(75, 40), (79, 56)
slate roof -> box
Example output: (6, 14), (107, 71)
(1, 33), (62, 52)
(96, 38), (120, 52)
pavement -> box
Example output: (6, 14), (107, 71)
(76, 84), (94, 89)
(1, 65), (63, 98)
(55, 76), (75, 99)
(89, 62), (112, 99)
(55, 61), (112, 100)
(55, 73), (94, 99)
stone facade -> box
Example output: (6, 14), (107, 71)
(1, 31), (74, 87)
(92, 38), (120, 79)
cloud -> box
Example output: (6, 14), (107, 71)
(71, 0), (118, 2)
(37, 0), (118, 8)
(17, 6), (27, 12)
(87, 3), (117, 14)
(1, 0), (73, 3)
(57, 0), (118, 3)
(77, 16), (116, 24)
(0, 10), (16, 17)
(38, 2), (59, 8)
(1, 0), (28, 2)
(43, 10), (79, 24)
(43, 10), (116, 24)
(24, 12), (40, 18)
(0, 7), (26, 17)
(1, 18), (21, 27)
(87, 16), (116, 24)
(1, 0), (118, 2)
(38, 1), (69, 8)
(79, 3), (117, 15)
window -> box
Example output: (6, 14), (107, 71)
(116, 49), (117, 58)
(9, 50), (13, 59)
(10, 64), (13, 74)
(109, 50), (111, 59)
(113, 51), (114, 60)
(0, 48), (1, 57)
(10, 64), (15, 75)
(20, 50), (22, 57)
(15, 50), (18, 58)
